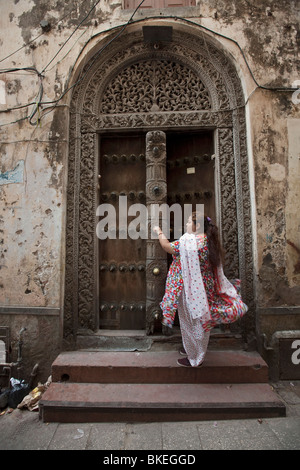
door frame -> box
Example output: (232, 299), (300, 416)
(63, 23), (255, 346)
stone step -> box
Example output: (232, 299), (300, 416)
(39, 382), (286, 423)
(51, 350), (269, 385)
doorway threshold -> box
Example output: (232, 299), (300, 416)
(76, 327), (244, 352)
(76, 328), (183, 352)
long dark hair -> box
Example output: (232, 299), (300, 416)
(192, 212), (224, 268)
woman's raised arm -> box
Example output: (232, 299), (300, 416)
(153, 226), (175, 255)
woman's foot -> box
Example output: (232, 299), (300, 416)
(179, 347), (187, 356)
(177, 357), (204, 367)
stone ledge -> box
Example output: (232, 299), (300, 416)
(0, 306), (60, 316)
(257, 306), (300, 316)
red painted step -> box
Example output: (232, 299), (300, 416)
(51, 350), (269, 384)
(39, 382), (285, 423)
(39, 350), (285, 423)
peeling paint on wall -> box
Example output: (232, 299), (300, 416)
(0, 160), (24, 185)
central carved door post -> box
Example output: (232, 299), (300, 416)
(145, 131), (168, 334)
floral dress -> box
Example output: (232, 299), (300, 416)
(160, 234), (248, 332)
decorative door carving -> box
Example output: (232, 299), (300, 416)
(65, 26), (255, 345)
(145, 131), (168, 334)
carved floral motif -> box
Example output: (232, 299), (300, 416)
(100, 60), (211, 114)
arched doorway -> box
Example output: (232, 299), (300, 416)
(63, 22), (255, 346)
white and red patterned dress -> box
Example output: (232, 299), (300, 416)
(160, 234), (248, 366)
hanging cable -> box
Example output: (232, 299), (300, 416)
(28, 0), (147, 125)
(28, 74), (44, 126)
(38, 11), (295, 115)
(0, 8), (77, 64)
(1, 4), (296, 128)
(0, 0), (146, 127)
(33, 0), (147, 122)
(0, 67), (44, 118)
(45, 29), (89, 73)
(40, 0), (102, 74)
(175, 16), (296, 93)
(0, 33), (43, 64)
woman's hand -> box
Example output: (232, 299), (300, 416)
(153, 226), (162, 235)
(153, 226), (175, 255)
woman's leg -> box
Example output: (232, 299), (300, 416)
(177, 292), (210, 367)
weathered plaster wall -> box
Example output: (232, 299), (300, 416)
(0, 0), (299, 381)
(253, 93), (300, 307)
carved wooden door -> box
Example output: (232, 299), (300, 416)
(98, 131), (215, 332)
(99, 134), (147, 329)
(166, 131), (215, 238)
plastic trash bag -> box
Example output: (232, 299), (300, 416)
(0, 389), (10, 409)
(7, 378), (30, 409)
(18, 376), (51, 411)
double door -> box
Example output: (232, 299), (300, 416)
(98, 131), (215, 330)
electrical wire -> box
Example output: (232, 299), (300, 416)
(45, 28), (89, 72)
(40, 0), (102, 74)
(0, 66), (40, 75)
(0, 33), (44, 64)
(38, 13), (296, 113)
(0, 8), (77, 64)
(176, 16), (296, 93)
(28, 74), (44, 126)
(29, 0), (148, 124)
(0, 4), (296, 128)
(0, 66), (43, 121)
(0, 0), (107, 126)
(36, 12), (296, 124)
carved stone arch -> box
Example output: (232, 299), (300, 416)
(64, 23), (255, 346)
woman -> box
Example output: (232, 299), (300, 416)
(153, 213), (248, 367)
